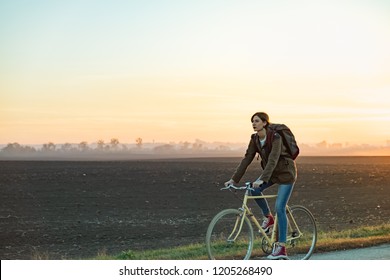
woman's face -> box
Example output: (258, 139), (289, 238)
(252, 115), (267, 132)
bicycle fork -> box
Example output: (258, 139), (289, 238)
(227, 191), (251, 243)
(226, 208), (247, 243)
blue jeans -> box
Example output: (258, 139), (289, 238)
(251, 182), (294, 243)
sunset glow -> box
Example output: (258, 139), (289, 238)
(1, 0), (390, 151)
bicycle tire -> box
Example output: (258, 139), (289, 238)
(286, 205), (317, 260)
(205, 208), (254, 260)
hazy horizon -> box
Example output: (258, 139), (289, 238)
(1, 137), (389, 157)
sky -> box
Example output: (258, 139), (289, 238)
(1, 0), (390, 147)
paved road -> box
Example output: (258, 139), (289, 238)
(310, 244), (390, 260)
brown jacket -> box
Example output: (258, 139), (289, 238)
(232, 128), (297, 184)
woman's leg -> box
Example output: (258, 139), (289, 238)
(251, 181), (274, 216)
(275, 183), (294, 243)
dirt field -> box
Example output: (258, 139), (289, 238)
(1, 156), (389, 260)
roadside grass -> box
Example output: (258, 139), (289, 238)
(314, 224), (390, 253)
(91, 224), (390, 260)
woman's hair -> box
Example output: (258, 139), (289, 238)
(251, 112), (270, 126)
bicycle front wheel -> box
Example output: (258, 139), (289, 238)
(286, 205), (317, 260)
(206, 208), (254, 260)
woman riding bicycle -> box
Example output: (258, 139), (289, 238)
(224, 112), (297, 260)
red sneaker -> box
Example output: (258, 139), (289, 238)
(261, 215), (274, 234)
(267, 243), (288, 260)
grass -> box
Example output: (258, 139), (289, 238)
(90, 224), (390, 260)
(314, 224), (390, 253)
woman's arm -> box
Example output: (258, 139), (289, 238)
(231, 136), (257, 183)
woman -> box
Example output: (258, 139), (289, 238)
(224, 112), (297, 260)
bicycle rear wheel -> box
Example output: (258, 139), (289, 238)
(286, 205), (317, 260)
(206, 208), (254, 260)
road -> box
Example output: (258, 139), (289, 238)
(310, 244), (390, 260)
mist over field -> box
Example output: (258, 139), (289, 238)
(1, 138), (390, 160)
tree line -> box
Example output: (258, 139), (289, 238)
(0, 138), (234, 157)
(0, 138), (144, 155)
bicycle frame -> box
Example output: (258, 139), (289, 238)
(229, 188), (303, 246)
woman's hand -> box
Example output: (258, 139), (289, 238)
(253, 178), (264, 188)
(224, 179), (236, 187)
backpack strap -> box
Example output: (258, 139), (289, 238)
(264, 127), (278, 156)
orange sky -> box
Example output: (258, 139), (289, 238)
(1, 0), (390, 147)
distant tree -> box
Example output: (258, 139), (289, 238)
(180, 141), (191, 150)
(110, 138), (120, 150)
(192, 142), (202, 151)
(42, 142), (56, 152)
(61, 143), (73, 152)
(154, 144), (174, 154)
(97, 139), (105, 151)
(1, 143), (36, 154)
(24, 145), (36, 153)
(193, 139), (206, 151)
(2, 142), (23, 153)
(135, 137), (143, 149)
(78, 141), (89, 152)
(217, 145), (230, 151)
(316, 141), (328, 149)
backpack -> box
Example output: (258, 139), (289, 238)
(266, 123), (300, 160)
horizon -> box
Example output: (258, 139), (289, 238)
(1, 0), (390, 149)
(1, 138), (390, 157)
(1, 137), (390, 147)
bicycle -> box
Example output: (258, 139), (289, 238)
(205, 182), (317, 260)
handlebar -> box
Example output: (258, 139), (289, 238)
(220, 182), (255, 191)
